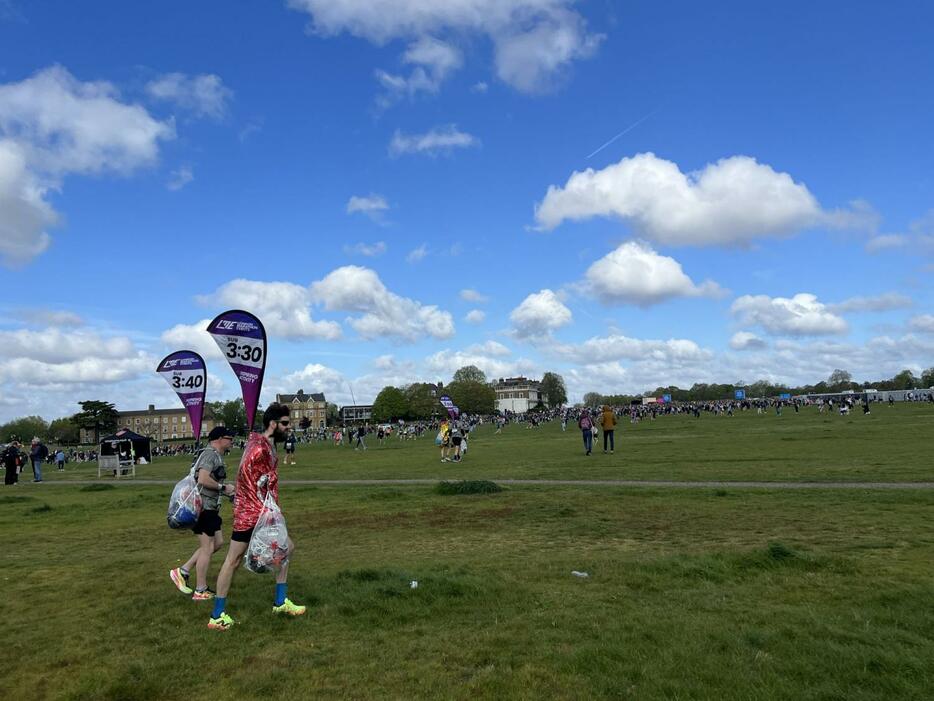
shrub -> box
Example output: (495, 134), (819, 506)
(434, 480), (502, 495)
(767, 541), (795, 561)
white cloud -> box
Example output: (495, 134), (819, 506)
(471, 81), (488, 93)
(13, 308), (83, 327)
(731, 293), (848, 336)
(347, 193), (389, 217)
(460, 288), (488, 303)
(310, 265), (455, 342)
(466, 340), (511, 356)
(197, 279), (343, 340)
(510, 289), (572, 337)
(146, 72), (232, 119)
(863, 211), (934, 259)
(343, 241), (387, 257)
(552, 332), (715, 398)
(160, 319), (225, 360)
(0, 322), (152, 390)
(376, 36), (463, 105)
(389, 124), (478, 157)
(239, 119), (263, 142)
(464, 309), (486, 324)
(286, 0), (601, 93)
(373, 354), (396, 370)
(280, 363), (346, 396)
(0, 66), (174, 176)
(406, 244), (428, 263)
(729, 331), (767, 351)
(492, 7), (602, 93)
(167, 165), (193, 191)
(909, 210), (934, 238)
(0, 355), (152, 385)
(828, 293), (913, 314)
(0, 140), (56, 266)
(546, 333), (711, 364)
(534, 153), (868, 246)
(0, 328), (134, 364)
(0, 66), (174, 265)
(908, 314), (934, 333)
(584, 240), (723, 306)
(865, 234), (908, 253)
(423, 348), (536, 382)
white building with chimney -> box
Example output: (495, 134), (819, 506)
(492, 376), (544, 413)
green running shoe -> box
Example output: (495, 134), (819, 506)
(208, 612), (234, 630)
(272, 598), (306, 616)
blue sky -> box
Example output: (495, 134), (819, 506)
(1, 0), (933, 422)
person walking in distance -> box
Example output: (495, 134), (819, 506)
(30, 437), (49, 483)
(283, 430), (297, 465)
(3, 439), (22, 485)
(599, 405), (617, 454)
(355, 424), (367, 451)
(450, 422), (463, 462)
(169, 426), (236, 601)
(439, 417), (452, 462)
(578, 410), (594, 456)
(208, 404), (305, 630)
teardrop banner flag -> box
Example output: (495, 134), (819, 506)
(156, 350), (207, 441)
(439, 394), (458, 419)
(206, 310), (267, 431)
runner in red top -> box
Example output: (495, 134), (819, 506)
(232, 431), (279, 532)
(208, 403), (305, 630)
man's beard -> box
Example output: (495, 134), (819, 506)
(273, 426), (289, 442)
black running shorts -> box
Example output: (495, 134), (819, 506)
(193, 510), (222, 537)
(231, 527), (254, 543)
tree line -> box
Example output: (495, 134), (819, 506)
(582, 367), (934, 406)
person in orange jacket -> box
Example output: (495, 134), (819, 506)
(599, 405), (617, 454)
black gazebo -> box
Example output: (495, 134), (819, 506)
(99, 428), (152, 464)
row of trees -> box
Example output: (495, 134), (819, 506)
(0, 399), (116, 445)
(371, 366), (497, 422)
(370, 367), (568, 422)
(582, 368), (934, 406)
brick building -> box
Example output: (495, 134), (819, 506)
(276, 389), (328, 429)
(80, 404), (217, 444)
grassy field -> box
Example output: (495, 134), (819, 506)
(2, 406), (934, 699)
(42, 403), (934, 483)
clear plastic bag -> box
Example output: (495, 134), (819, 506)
(435, 431), (443, 445)
(167, 470), (202, 529)
(244, 488), (290, 574)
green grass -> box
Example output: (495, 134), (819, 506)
(3, 406), (934, 699)
(43, 403), (934, 483)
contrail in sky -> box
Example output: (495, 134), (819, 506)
(586, 108), (658, 160)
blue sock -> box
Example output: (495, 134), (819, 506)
(212, 597), (226, 619)
(275, 583), (287, 606)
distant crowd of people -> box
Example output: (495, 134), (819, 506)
(2, 437), (72, 485)
(5, 392), (931, 483)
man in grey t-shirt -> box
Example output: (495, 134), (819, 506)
(169, 426), (236, 600)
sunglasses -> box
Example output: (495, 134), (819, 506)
(278, 419), (290, 426)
